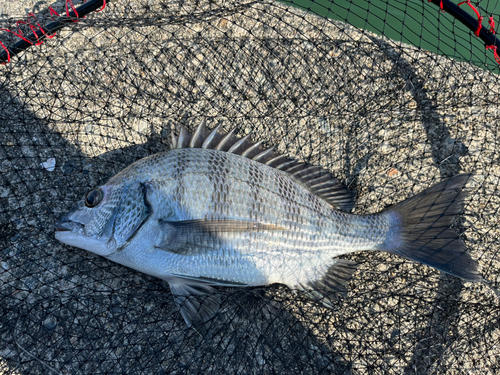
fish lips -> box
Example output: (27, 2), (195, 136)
(54, 220), (117, 257)
(54, 219), (80, 232)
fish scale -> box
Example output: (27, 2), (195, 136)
(55, 120), (480, 329)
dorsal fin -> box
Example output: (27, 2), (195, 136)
(171, 120), (355, 211)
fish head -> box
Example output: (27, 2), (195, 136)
(55, 181), (151, 257)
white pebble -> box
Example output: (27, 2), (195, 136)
(40, 158), (56, 172)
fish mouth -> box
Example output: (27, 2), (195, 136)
(54, 220), (75, 232)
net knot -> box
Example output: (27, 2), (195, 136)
(488, 16), (496, 34)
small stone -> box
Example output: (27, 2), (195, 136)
(380, 142), (395, 155)
(40, 158), (56, 172)
(219, 18), (228, 29)
(42, 317), (57, 331)
(387, 168), (398, 177)
(408, 101), (417, 109)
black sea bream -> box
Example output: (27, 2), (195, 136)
(55, 120), (481, 328)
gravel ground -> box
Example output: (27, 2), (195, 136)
(1, 0), (500, 374)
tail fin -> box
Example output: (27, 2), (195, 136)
(381, 173), (481, 281)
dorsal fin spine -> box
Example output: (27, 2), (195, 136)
(275, 160), (298, 170)
(189, 119), (208, 148)
(293, 166), (322, 178)
(265, 155), (289, 167)
(177, 126), (191, 148)
(215, 128), (238, 151)
(253, 147), (275, 162)
(202, 124), (223, 149)
(171, 132), (177, 148)
(285, 163), (306, 174)
(241, 140), (264, 158)
(228, 134), (252, 154)
(309, 178), (333, 188)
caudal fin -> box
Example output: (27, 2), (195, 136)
(381, 173), (481, 281)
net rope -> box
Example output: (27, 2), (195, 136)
(1, 0), (500, 373)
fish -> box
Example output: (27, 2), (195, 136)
(55, 120), (481, 329)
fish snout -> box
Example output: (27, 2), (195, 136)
(54, 219), (79, 232)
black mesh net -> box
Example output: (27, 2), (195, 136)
(1, 0), (500, 373)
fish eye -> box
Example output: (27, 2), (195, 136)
(85, 189), (104, 208)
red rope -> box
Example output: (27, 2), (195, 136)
(457, 0), (483, 36)
(0, 40), (10, 64)
(27, 13), (57, 42)
(66, 0), (84, 21)
(95, 0), (107, 12)
(428, 0), (445, 12)
(48, 7), (61, 20)
(0, 0), (107, 64)
(452, 1), (500, 65)
(489, 16), (496, 34)
(486, 45), (500, 64)
(0, 26), (33, 45)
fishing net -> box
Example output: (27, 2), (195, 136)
(1, 0), (500, 373)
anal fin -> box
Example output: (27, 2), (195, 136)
(296, 259), (357, 308)
(171, 273), (249, 287)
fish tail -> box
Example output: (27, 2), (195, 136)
(381, 173), (481, 281)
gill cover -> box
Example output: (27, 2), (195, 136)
(113, 182), (151, 248)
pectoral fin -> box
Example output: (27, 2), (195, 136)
(156, 219), (285, 254)
(162, 219), (285, 233)
(167, 278), (221, 329)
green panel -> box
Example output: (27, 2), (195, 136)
(281, 0), (500, 72)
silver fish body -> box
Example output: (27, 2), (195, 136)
(105, 148), (386, 286)
(55, 121), (480, 328)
